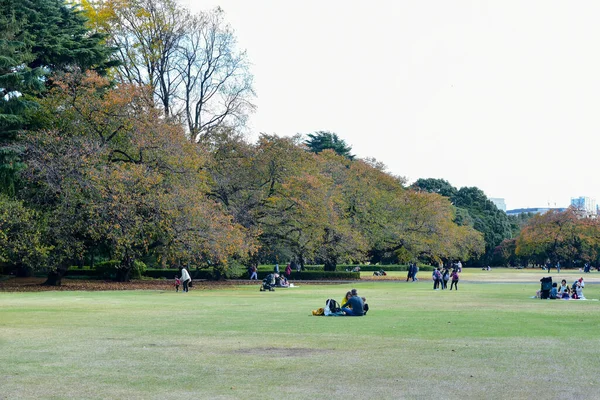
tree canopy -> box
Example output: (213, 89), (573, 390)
(0, 0), (116, 195)
(1, 1), (492, 284)
(304, 131), (355, 160)
(412, 178), (513, 265)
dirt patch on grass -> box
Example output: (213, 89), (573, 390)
(233, 347), (328, 357)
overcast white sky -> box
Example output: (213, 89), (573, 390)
(184, 0), (600, 210)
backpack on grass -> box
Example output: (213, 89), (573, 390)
(325, 299), (341, 315)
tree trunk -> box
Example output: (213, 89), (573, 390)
(298, 253), (305, 271)
(43, 266), (68, 286)
(115, 267), (131, 282)
(16, 265), (33, 278)
(115, 257), (132, 282)
(324, 259), (337, 271)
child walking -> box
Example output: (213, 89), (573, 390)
(174, 276), (181, 292)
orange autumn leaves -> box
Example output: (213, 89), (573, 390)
(22, 72), (252, 270)
(516, 208), (600, 263)
(17, 71), (485, 276)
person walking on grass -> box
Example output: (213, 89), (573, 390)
(180, 267), (191, 293)
(450, 269), (459, 290)
(174, 276), (181, 292)
(442, 268), (450, 290)
(433, 268), (442, 290)
(249, 265), (258, 280)
(406, 263), (413, 282)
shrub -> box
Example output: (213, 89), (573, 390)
(131, 260), (147, 279)
(222, 260), (246, 279)
(94, 260), (121, 280)
(144, 268), (214, 280)
(66, 268), (103, 278)
(254, 271), (359, 280)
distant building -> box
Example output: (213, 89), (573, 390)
(490, 198), (506, 212)
(571, 196), (596, 215)
(506, 207), (566, 216)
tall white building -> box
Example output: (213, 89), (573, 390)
(490, 198), (506, 212)
(570, 196), (596, 214)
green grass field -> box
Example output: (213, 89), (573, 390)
(2, 270), (600, 399)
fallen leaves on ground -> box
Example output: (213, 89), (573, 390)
(0, 277), (260, 292)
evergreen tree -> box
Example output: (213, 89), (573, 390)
(413, 178), (514, 265)
(0, 8), (44, 195)
(0, 0), (116, 195)
(304, 131), (355, 160)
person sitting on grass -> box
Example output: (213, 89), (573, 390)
(550, 282), (558, 299)
(572, 280), (585, 299)
(341, 291), (353, 309)
(362, 297), (369, 315)
(341, 294), (365, 316)
(558, 279), (569, 296)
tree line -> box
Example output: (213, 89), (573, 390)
(2, 0), (500, 285)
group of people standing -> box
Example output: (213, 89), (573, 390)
(432, 266), (460, 290)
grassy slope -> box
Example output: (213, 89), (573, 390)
(1, 272), (600, 399)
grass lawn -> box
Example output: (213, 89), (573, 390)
(1, 270), (600, 399)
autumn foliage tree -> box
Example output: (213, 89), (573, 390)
(19, 72), (252, 284)
(86, 0), (255, 139)
(516, 208), (600, 266)
(204, 133), (484, 269)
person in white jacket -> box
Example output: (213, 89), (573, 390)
(180, 267), (191, 292)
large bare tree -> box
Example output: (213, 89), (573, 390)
(94, 1), (255, 139)
(178, 9), (255, 142)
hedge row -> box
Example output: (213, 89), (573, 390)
(262, 271), (359, 280)
(259, 264), (436, 272)
(64, 268), (359, 281)
(144, 269), (215, 280)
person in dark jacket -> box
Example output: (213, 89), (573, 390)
(341, 295), (364, 316)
